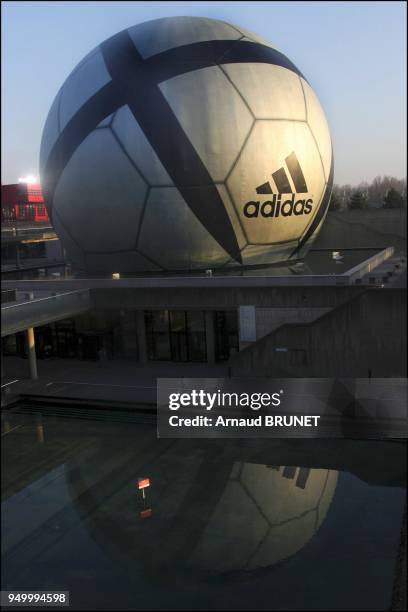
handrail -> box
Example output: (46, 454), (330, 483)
(1, 288), (88, 309)
(1, 288), (91, 337)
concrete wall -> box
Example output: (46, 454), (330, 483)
(1, 290), (17, 304)
(314, 210), (407, 253)
(90, 286), (364, 311)
(256, 307), (331, 339)
(345, 247), (395, 282)
(230, 288), (406, 377)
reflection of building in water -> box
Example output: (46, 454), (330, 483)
(189, 463), (338, 573)
(66, 445), (338, 581)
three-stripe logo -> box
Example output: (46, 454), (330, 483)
(244, 152), (314, 219)
(256, 152), (308, 195)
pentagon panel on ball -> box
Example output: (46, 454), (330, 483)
(40, 16), (333, 274)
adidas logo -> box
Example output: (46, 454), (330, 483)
(243, 152), (313, 218)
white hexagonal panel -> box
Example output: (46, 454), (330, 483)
(301, 77), (332, 181)
(112, 106), (172, 185)
(138, 186), (232, 270)
(221, 64), (306, 120)
(159, 66), (253, 182)
(52, 208), (86, 270)
(53, 129), (147, 252)
(240, 242), (298, 266)
(217, 184), (247, 250)
(65, 48), (98, 78)
(229, 24), (279, 50)
(227, 120), (325, 245)
(128, 16), (242, 60)
(59, 49), (111, 132)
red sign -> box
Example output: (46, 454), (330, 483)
(140, 509), (152, 519)
(137, 478), (150, 489)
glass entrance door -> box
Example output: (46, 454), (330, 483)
(56, 329), (77, 358)
(145, 310), (207, 362)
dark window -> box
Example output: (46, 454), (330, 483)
(214, 311), (239, 362)
(169, 311), (188, 362)
(186, 311), (206, 362)
(145, 310), (171, 361)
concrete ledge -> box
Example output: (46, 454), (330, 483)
(1, 248), (394, 290)
(1, 289), (91, 337)
(345, 246), (394, 282)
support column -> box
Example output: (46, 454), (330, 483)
(136, 310), (148, 363)
(205, 311), (216, 365)
(1, 339), (4, 379)
(26, 327), (38, 380)
(1, 412), (11, 433)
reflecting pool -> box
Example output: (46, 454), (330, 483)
(1, 407), (406, 610)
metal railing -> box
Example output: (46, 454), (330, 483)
(1, 220), (53, 230)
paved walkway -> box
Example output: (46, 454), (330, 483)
(1, 356), (229, 407)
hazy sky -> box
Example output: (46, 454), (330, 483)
(2, 0), (406, 186)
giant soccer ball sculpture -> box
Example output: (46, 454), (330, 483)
(40, 16), (333, 273)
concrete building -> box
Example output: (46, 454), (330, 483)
(2, 245), (406, 395)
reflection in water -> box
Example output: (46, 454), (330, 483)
(2, 412), (11, 433)
(137, 477), (152, 519)
(35, 413), (44, 444)
(189, 464), (337, 573)
(1, 411), (406, 611)
(66, 439), (338, 583)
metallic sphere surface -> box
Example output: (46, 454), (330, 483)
(40, 16), (333, 273)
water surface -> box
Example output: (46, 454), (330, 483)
(1, 408), (405, 610)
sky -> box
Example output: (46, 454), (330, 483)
(1, 0), (406, 186)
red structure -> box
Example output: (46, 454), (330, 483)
(1, 182), (49, 223)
